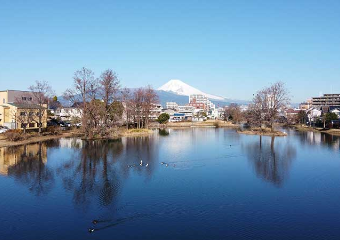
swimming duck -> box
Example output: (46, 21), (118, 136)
(140, 160), (143, 166)
(88, 228), (95, 233)
(145, 163), (149, 167)
(92, 220), (98, 224)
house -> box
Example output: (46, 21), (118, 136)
(0, 103), (47, 130)
(0, 90), (48, 130)
(55, 107), (82, 121)
(331, 108), (340, 118)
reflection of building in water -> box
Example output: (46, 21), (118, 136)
(59, 138), (83, 149)
(303, 131), (340, 151)
(0, 143), (47, 175)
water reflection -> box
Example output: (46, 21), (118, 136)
(0, 142), (54, 196)
(243, 136), (297, 187)
(56, 140), (124, 209)
(294, 130), (340, 151)
(158, 129), (170, 136)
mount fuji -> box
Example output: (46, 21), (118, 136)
(158, 79), (225, 101)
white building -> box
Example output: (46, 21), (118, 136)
(55, 107), (82, 121)
(149, 104), (163, 120)
(331, 108), (340, 118)
(166, 102), (179, 110)
(178, 105), (195, 118)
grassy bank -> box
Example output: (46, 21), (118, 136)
(0, 131), (82, 148)
(119, 128), (154, 137)
(238, 127), (287, 137)
(0, 128), (154, 148)
(292, 124), (340, 136)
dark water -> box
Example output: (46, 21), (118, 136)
(1, 128), (340, 240)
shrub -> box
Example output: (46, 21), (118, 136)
(46, 126), (62, 135)
(157, 113), (170, 124)
(4, 129), (25, 141)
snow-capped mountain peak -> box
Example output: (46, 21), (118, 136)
(158, 79), (224, 100)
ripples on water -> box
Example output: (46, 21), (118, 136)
(0, 128), (340, 240)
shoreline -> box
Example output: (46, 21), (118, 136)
(4, 122), (340, 148)
(0, 132), (83, 148)
(0, 128), (155, 148)
(291, 125), (340, 136)
(237, 129), (287, 137)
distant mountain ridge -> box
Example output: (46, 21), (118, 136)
(57, 80), (249, 107)
(158, 79), (225, 100)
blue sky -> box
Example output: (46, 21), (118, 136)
(0, 0), (339, 102)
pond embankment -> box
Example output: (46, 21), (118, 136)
(292, 125), (340, 136)
(237, 126), (287, 137)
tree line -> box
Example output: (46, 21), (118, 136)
(63, 67), (159, 138)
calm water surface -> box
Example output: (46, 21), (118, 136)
(1, 128), (340, 240)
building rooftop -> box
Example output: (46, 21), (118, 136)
(4, 103), (46, 109)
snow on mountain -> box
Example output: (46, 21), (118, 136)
(158, 79), (225, 101)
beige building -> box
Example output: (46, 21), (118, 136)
(0, 90), (47, 130)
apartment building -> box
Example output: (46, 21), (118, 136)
(312, 94), (340, 108)
(0, 90), (47, 130)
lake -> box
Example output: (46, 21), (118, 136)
(1, 128), (340, 240)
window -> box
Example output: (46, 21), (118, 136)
(21, 123), (27, 128)
(29, 112), (34, 116)
(22, 97), (27, 101)
(2, 98), (5, 104)
(28, 97), (32, 101)
(29, 123), (35, 128)
(20, 112), (26, 116)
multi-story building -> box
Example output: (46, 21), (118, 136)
(0, 90), (35, 104)
(149, 104), (163, 120)
(166, 102), (179, 110)
(299, 99), (312, 111)
(0, 90), (47, 130)
(312, 94), (340, 108)
(178, 105), (195, 119)
(189, 94), (216, 112)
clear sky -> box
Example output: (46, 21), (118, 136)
(1, 0), (339, 102)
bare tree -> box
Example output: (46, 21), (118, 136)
(266, 82), (290, 131)
(29, 80), (52, 135)
(246, 82), (290, 132)
(143, 85), (159, 129)
(64, 67), (97, 137)
(121, 88), (132, 129)
(99, 69), (120, 127)
(224, 103), (243, 123)
(133, 88), (145, 129)
(13, 108), (30, 134)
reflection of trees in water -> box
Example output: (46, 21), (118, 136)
(243, 136), (296, 187)
(158, 129), (169, 136)
(58, 137), (159, 210)
(120, 137), (159, 180)
(4, 137), (159, 210)
(57, 139), (124, 209)
(7, 143), (54, 196)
